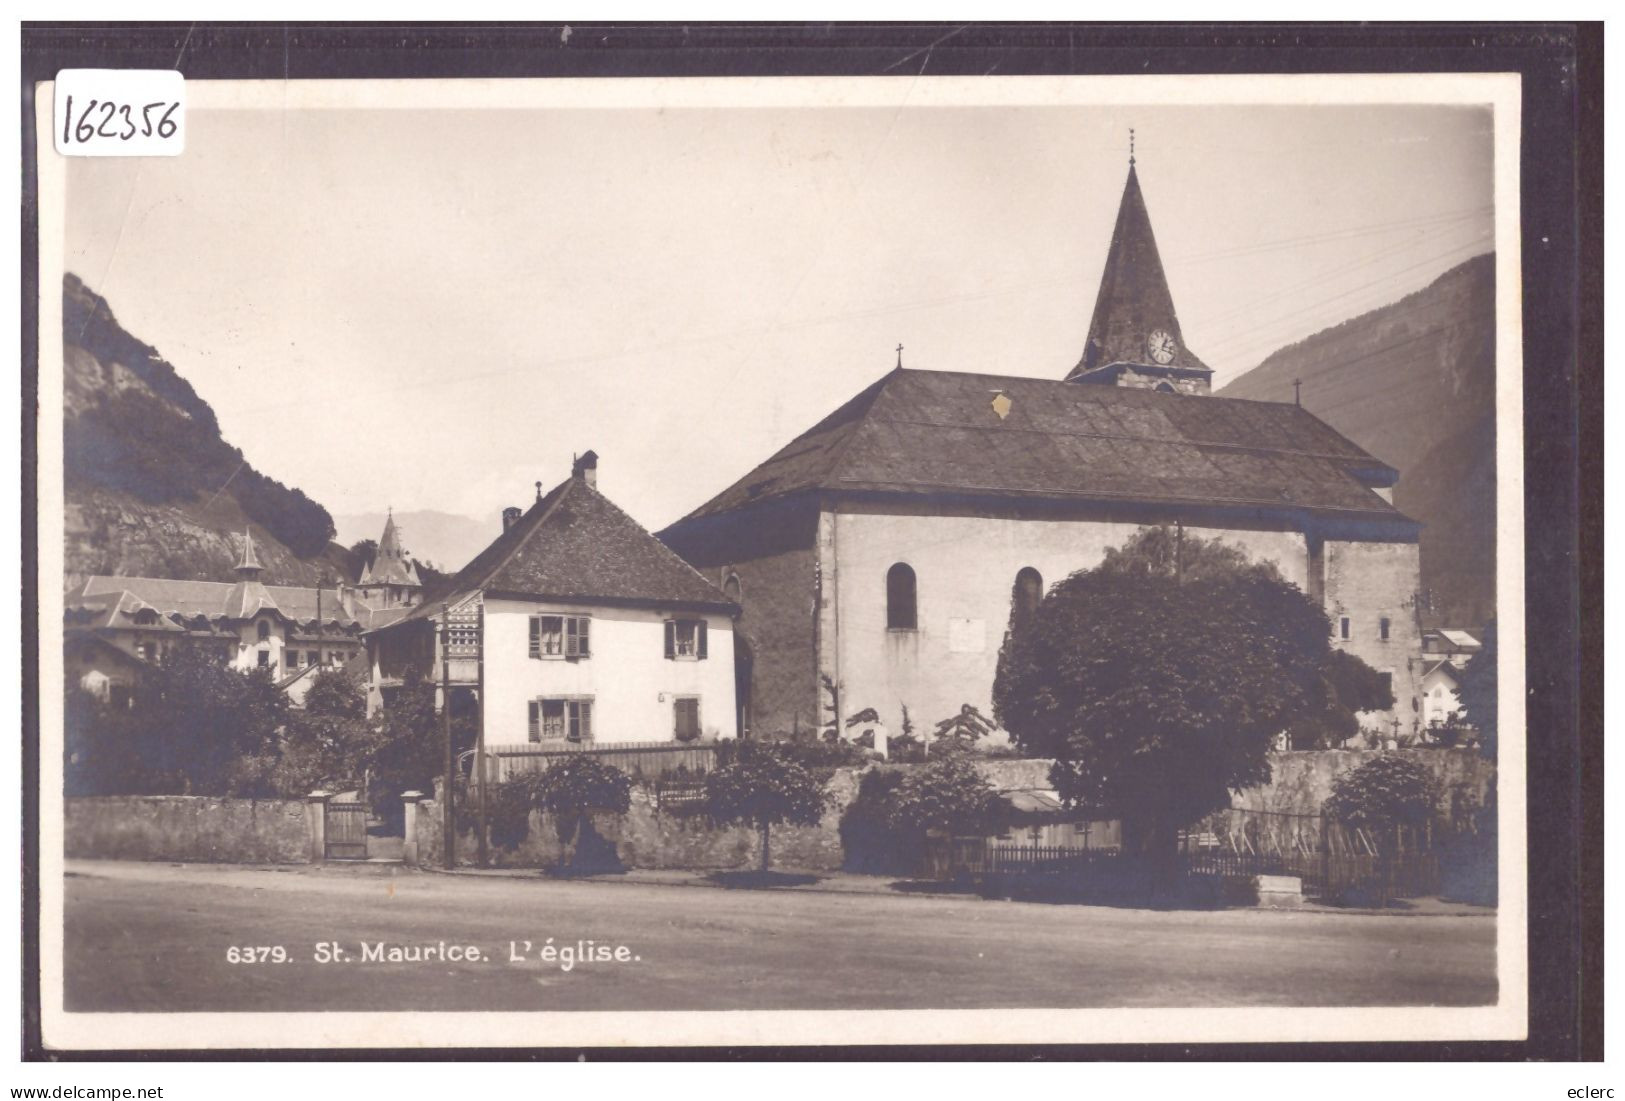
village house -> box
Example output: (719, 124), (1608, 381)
(65, 518), (415, 707)
(363, 452), (740, 750)
(1420, 658), (1466, 730)
(658, 156), (1425, 747)
(1422, 627), (1483, 666)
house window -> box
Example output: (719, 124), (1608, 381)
(308, 650), (320, 667)
(673, 697), (701, 742)
(135, 641), (155, 663)
(664, 618), (708, 660)
(287, 650), (300, 669)
(530, 615), (590, 658)
(1378, 672), (1393, 698)
(1339, 617), (1351, 640)
(529, 698), (593, 743)
(257, 651), (270, 669)
(886, 563), (917, 630)
(257, 620), (271, 641)
(1379, 617), (1391, 641)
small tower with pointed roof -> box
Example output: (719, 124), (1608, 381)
(356, 509), (423, 610)
(234, 528), (264, 580)
(1066, 134), (1213, 396)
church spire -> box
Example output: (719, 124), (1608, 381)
(1066, 152), (1212, 394)
(234, 529), (264, 580)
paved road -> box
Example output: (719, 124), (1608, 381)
(62, 861), (1497, 1012)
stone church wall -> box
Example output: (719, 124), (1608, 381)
(825, 502), (1314, 740)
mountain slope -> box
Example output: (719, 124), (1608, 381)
(62, 274), (355, 589)
(1217, 253), (1496, 627)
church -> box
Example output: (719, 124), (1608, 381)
(658, 157), (1425, 747)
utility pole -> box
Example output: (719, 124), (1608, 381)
(441, 604), (455, 870)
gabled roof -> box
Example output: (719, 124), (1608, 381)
(380, 474), (735, 630)
(667, 367), (1409, 525)
(73, 576), (366, 631)
(1068, 163), (1210, 379)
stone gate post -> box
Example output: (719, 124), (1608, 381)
(401, 790), (425, 866)
(306, 790), (332, 863)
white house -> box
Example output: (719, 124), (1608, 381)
(1421, 658), (1465, 729)
(365, 453), (740, 750)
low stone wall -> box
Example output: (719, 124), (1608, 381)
(65, 796), (310, 864)
(1234, 748), (1495, 817)
(418, 768), (866, 872)
(412, 751), (1494, 871)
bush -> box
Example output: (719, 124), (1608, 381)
(839, 769), (920, 875)
(883, 754), (1009, 841)
(705, 747), (830, 872)
(1323, 754), (1443, 838)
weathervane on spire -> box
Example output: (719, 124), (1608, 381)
(1129, 128), (1135, 166)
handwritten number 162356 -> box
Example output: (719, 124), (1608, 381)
(62, 96), (180, 144)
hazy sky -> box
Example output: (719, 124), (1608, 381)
(64, 101), (1494, 537)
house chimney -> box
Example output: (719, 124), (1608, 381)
(572, 449), (599, 488)
(502, 506), (522, 532)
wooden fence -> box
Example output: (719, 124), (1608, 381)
(933, 809), (1446, 905)
(486, 740), (721, 783)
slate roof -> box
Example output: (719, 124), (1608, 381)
(359, 512), (421, 588)
(1068, 163), (1211, 379)
(72, 576), (367, 631)
(379, 473), (736, 631)
(670, 367), (1407, 524)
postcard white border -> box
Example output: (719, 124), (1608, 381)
(34, 71), (1527, 1051)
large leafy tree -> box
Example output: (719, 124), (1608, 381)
(126, 645), (289, 796)
(1286, 649), (1397, 750)
(361, 665), (474, 826)
(704, 746), (829, 872)
(993, 526), (1341, 866)
(278, 668), (373, 795)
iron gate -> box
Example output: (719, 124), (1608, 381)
(325, 801), (370, 860)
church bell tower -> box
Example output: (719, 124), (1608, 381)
(1066, 134), (1213, 396)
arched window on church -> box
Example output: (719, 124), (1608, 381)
(257, 620), (271, 642)
(723, 573), (742, 604)
(886, 563), (917, 630)
(1012, 567), (1043, 627)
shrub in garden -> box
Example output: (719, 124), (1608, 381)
(527, 756), (633, 868)
(1322, 754), (1443, 842)
(705, 745), (829, 872)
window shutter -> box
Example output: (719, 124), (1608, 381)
(697, 619), (708, 660)
(581, 701), (593, 742)
(527, 700), (540, 742)
(529, 617), (540, 658)
(577, 617), (590, 657)
(565, 618), (579, 658)
(664, 620), (675, 659)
